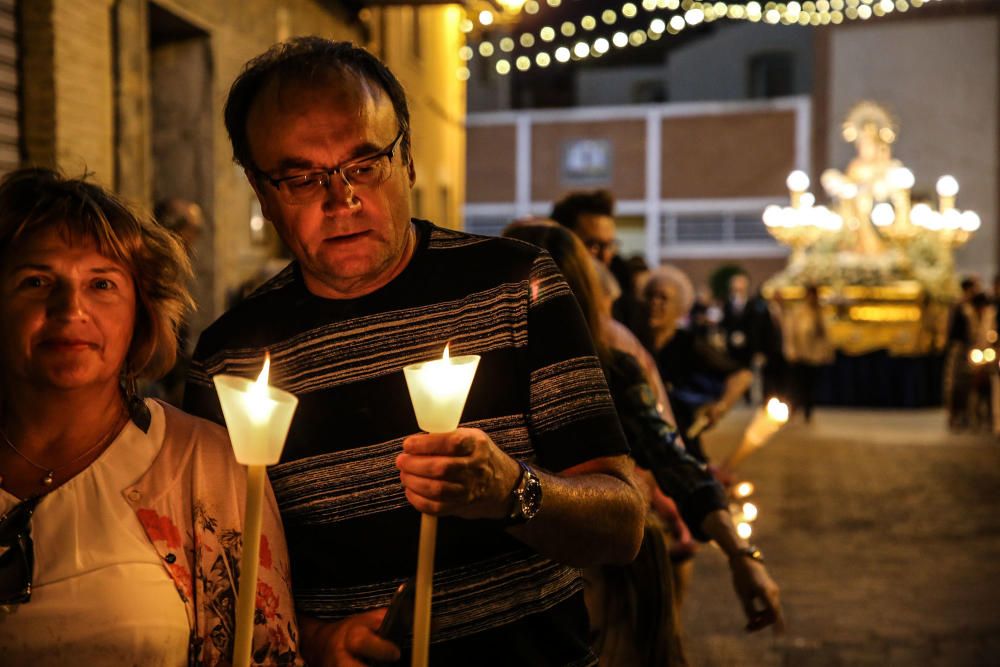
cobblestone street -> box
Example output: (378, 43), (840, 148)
(682, 407), (1000, 667)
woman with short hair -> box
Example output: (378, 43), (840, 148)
(0, 168), (301, 666)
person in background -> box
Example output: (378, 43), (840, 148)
(644, 266), (753, 464)
(151, 198), (205, 406)
(761, 290), (792, 406)
(783, 286), (834, 423)
(503, 221), (783, 666)
(550, 189), (643, 332)
(944, 277), (980, 431)
(154, 198), (205, 253)
(721, 273), (753, 369)
(0, 168), (300, 666)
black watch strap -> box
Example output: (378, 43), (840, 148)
(502, 461), (542, 526)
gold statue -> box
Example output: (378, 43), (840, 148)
(820, 101), (905, 256)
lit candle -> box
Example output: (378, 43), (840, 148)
(213, 354), (299, 666)
(722, 398), (789, 472)
(402, 345), (480, 667)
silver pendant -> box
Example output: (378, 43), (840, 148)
(42, 471), (54, 486)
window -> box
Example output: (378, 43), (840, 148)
(748, 52), (794, 99)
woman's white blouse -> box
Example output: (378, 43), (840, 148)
(0, 400), (189, 666)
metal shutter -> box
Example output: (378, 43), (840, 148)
(0, 0), (18, 175)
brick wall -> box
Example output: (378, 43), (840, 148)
(17, 0), (464, 330)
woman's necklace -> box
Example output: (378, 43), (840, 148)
(0, 406), (128, 488)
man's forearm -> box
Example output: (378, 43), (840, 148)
(508, 457), (645, 567)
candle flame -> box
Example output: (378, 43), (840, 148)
(247, 353), (272, 416)
(442, 343), (450, 361)
(765, 397), (789, 423)
(255, 352), (271, 388)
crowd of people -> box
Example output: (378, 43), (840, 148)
(944, 276), (1000, 433)
(0, 38), (797, 667)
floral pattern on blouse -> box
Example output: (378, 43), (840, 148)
(128, 402), (303, 667)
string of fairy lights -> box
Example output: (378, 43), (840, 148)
(456, 0), (944, 79)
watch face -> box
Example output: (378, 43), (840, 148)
(519, 473), (542, 520)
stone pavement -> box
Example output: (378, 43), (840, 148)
(681, 406), (1000, 667)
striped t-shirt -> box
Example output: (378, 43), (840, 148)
(184, 220), (629, 666)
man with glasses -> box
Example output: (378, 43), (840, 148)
(549, 189), (646, 334)
(184, 38), (644, 667)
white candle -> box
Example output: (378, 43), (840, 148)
(723, 398), (789, 472)
(404, 345), (480, 434)
(213, 354), (299, 666)
(402, 345), (480, 667)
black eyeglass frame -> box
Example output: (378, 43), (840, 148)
(251, 128), (406, 199)
(0, 495), (40, 605)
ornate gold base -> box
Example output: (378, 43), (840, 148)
(773, 282), (947, 356)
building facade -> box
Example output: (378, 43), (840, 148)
(465, 4), (1000, 292)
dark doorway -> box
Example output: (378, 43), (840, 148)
(148, 2), (214, 331)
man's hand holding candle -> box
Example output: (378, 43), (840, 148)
(298, 611), (400, 667)
(396, 428), (521, 519)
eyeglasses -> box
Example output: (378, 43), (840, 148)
(0, 495), (40, 605)
(254, 129), (405, 205)
(585, 238), (619, 257)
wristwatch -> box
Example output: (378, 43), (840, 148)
(732, 545), (765, 563)
(504, 461), (542, 526)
